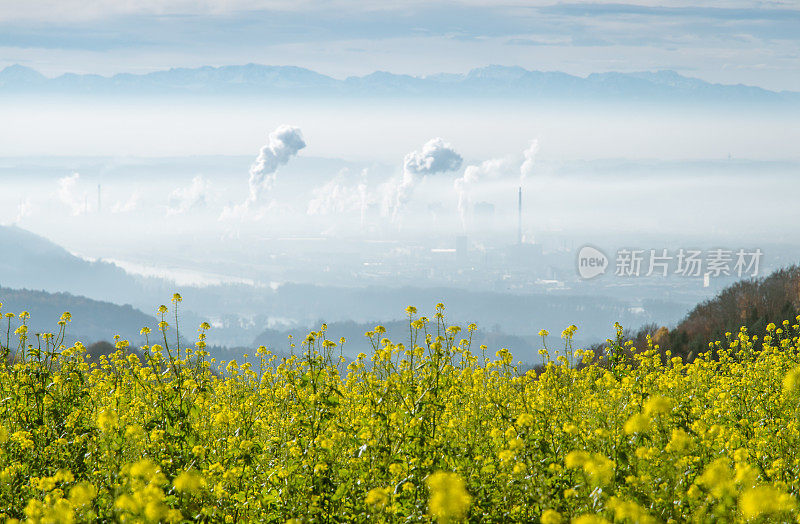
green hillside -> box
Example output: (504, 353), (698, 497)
(0, 287), (156, 346)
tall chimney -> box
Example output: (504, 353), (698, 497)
(517, 186), (522, 244)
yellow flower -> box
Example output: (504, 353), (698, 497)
(643, 395), (671, 416)
(582, 454), (615, 487)
(565, 451), (589, 469)
(365, 487), (391, 509)
(11, 430), (34, 450)
(517, 413), (534, 427)
(665, 428), (693, 454)
(69, 482), (97, 506)
(427, 472), (472, 523)
(624, 413), (651, 435)
(739, 486), (796, 519)
(608, 497), (656, 524)
(115, 494), (140, 513)
(561, 325), (578, 339)
(540, 509), (562, 524)
(498, 449), (515, 462)
(130, 459), (158, 479)
(144, 500), (167, 522)
(572, 515), (611, 524)
(10, 300), (800, 521)
(782, 367), (800, 397)
(735, 462), (757, 487)
(174, 470), (207, 493)
(697, 458), (735, 498)
(37, 476), (56, 491)
(43, 499), (74, 524)
(54, 469), (74, 483)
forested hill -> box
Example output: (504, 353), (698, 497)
(0, 287), (156, 346)
(0, 225), (170, 306)
(608, 265), (800, 361)
(667, 265), (800, 358)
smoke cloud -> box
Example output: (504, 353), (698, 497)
(307, 169), (369, 226)
(221, 125), (306, 221)
(454, 158), (511, 230)
(520, 139), (539, 182)
(393, 138), (462, 223)
(14, 198), (32, 224)
(403, 138), (463, 176)
(453, 139), (540, 230)
(58, 172), (88, 215)
(167, 176), (209, 215)
(248, 125), (306, 203)
(112, 192), (140, 214)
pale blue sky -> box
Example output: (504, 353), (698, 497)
(1, 0), (798, 90)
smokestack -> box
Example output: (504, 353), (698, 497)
(517, 186), (522, 244)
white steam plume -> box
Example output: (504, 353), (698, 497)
(248, 125), (306, 203)
(358, 179), (368, 227)
(454, 139), (540, 230)
(520, 139), (539, 182)
(221, 125), (306, 220)
(112, 191), (140, 214)
(167, 176), (209, 216)
(392, 137), (462, 223)
(14, 198), (32, 224)
(307, 169), (370, 227)
(454, 158), (510, 230)
(58, 172), (88, 215)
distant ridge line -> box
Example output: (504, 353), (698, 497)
(0, 63), (797, 104)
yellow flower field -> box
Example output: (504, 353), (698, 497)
(1, 296), (799, 523)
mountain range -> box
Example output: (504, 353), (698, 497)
(1, 64), (797, 104)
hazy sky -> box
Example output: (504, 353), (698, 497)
(1, 1), (799, 91)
